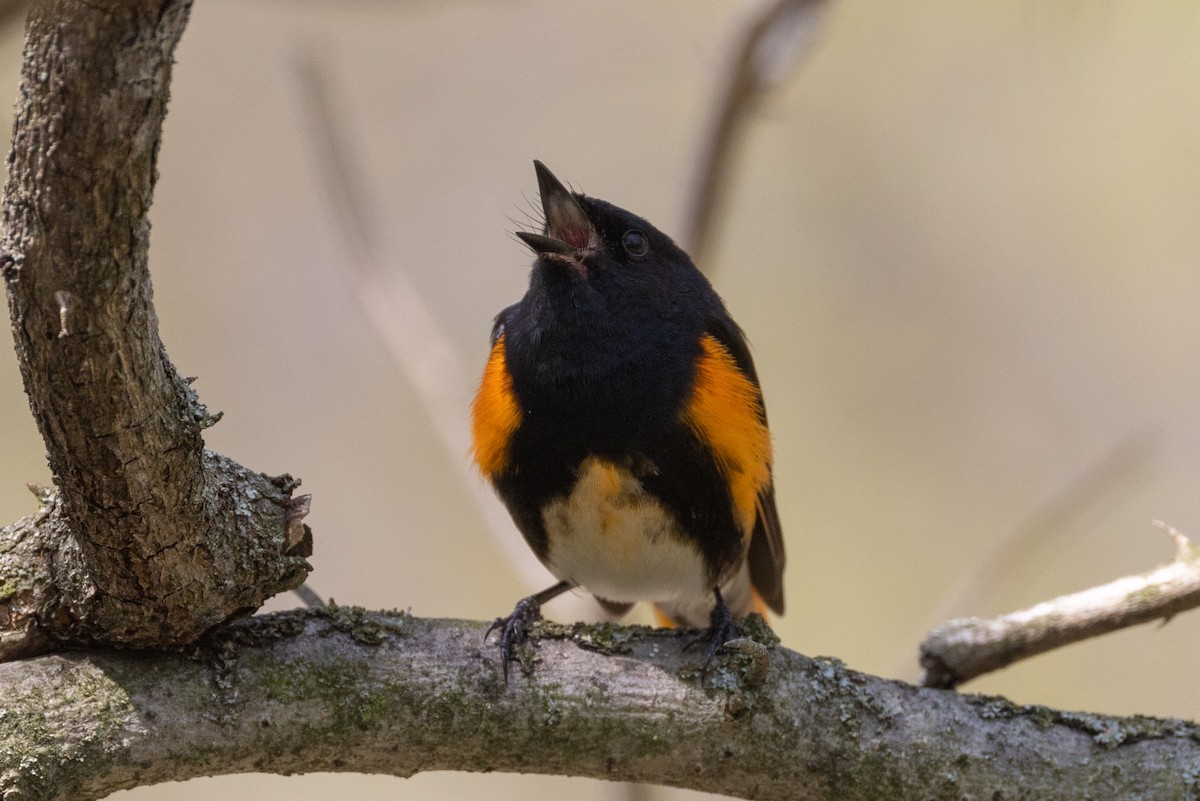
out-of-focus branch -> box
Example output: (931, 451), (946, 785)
(3, 608), (1199, 800)
(681, 0), (829, 269)
(0, 0), (28, 33)
(920, 521), (1200, 689)
(289, 54), (595, 620)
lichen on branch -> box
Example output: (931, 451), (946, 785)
(2, 610), (1198, 801)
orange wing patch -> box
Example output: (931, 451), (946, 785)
(681, 334), (772, 538)
(471, 335), (522, 478)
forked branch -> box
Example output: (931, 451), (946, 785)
(0, 0), (310, 660)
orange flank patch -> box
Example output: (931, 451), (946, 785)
(681, 334), (772, 539)
(470, 336), (522, 478)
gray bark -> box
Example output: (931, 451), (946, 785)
(920, 525), (1200, 688)
(1, 610), (1197, 801)
(0, 0), (310, 658)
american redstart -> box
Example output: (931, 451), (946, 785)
(473, 161), (784, 678)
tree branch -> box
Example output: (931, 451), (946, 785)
(0, 0), (310, 659)
(1, 610), (1197, 800)
(681, 0), (828, 270)
(898, 434), (1155, 680)
(920, 522), (1200, 688)
(2, 5), (1198, 799)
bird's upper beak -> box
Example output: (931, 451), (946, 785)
(516, 161), (594, 267)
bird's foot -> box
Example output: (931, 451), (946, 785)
(684, 591), (739, 679)
(485, 594), (545, 682)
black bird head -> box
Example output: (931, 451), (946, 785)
(514, 161), (710, 318)
(504, 161), (728, 425)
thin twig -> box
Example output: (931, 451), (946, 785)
(292, 583), (326, 608)
(0, 0), (28, 34)
(680, 0), (829, 270)
(894, 433), (1156, 680)
(920, 521), (1200, 688)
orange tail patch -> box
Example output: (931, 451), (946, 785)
(749, 588), (770, 618)
(652, 591), (770, 629)
(652, 606), (677, 629)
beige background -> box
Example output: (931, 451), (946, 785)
(1, 2), (1199, 799)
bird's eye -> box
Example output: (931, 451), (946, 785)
(622, 229), (649, 257)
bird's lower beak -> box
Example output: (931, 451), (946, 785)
(515, 231), (575, 256)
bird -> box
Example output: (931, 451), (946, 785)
(472, 161), (784, 679)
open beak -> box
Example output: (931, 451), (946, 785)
(516, 161), (593, 260)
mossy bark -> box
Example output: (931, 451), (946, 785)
(1, 611), (1197, 801)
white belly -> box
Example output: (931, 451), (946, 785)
(540, 457), (711, 605)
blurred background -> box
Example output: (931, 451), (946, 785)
(2, 1), (1200, 799)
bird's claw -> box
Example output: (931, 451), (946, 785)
(684, 595), (738, 679)
(485, 595), (544, 682)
